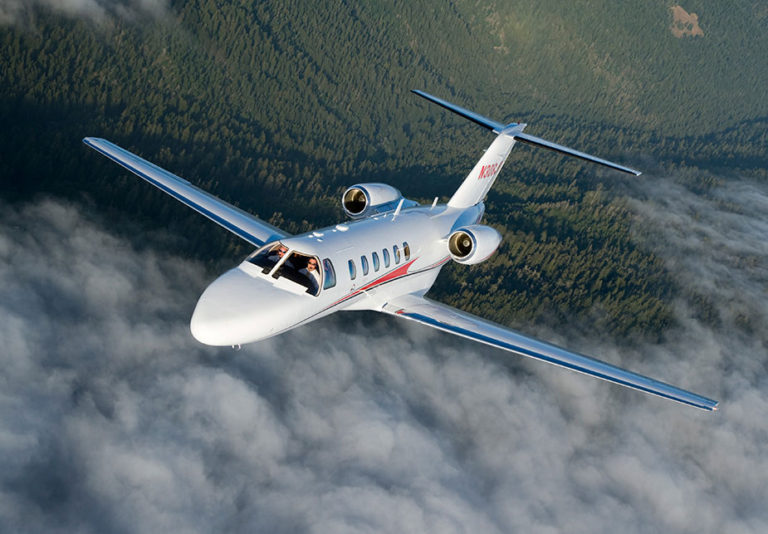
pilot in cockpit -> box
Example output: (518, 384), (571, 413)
(249, 243), (320, 295)
(299, 257), (321, 295)
(267, 244), (288, 263)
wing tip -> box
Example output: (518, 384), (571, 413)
(695, 398), (719, 412)
(83, 137), (104, 148)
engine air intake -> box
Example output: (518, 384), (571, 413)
(447, 224), (502, 265)
(449, 231), (474, 259)
(343, 187), (368, 216)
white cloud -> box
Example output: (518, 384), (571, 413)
(0, 0), (167, 26)
(0, 188), (766, 533)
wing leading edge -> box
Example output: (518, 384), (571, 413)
(382, 294), (718, 411)
(83, 138), (287, 247)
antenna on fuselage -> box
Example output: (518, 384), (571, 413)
(392, 198), (405, 221)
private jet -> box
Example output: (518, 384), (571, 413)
(84, 90), (718, 411)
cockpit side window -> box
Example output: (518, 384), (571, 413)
(403, 242), (411, 261)
(300, 255), (322, 296)
(259, 247), (322, 296)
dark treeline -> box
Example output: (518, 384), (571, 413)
(2, 1), (766, 343)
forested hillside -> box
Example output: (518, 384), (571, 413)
(2, 1), (766, 341)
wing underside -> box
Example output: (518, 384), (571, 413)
(83, 138), (287, 247)
(382, 294), (718, 411)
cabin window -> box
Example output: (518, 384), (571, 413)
(403, 242), (411, 261)
(361, 255), (369, 276)
(382, 248), (390, 268)
(323, 259), (336, 289)
(372, 251), (380, 272)
(393, 245), (401, 264)
(348, 259), (356, 280)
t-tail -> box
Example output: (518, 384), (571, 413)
(412, 90), (641, 209)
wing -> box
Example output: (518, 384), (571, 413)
(382, 294), (718, 411)
(83, 138), (288, 247)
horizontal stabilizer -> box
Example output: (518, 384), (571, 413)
(412, 90), (641, 176)
(412, 90), (506, 132)
(514, 132), (641, 175)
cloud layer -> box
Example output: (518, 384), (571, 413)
(0, 0), (167, 26)
(0, 188), (766, 533)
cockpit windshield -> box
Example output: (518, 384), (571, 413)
(248, 242), (322, 296)
(249, 242), (288, 271)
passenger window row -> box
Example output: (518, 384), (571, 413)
(348, 242), (410, 280)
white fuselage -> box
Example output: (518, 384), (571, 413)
(84, 96), (721, 410)
(190, 202), (484, 346)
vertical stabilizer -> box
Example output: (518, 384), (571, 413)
(448, 125), (523, 208)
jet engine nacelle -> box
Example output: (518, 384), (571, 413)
(342, 183), (406, 219)
(448, 224), (502, 265)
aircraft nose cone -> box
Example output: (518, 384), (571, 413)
(190, 268), (290, 346)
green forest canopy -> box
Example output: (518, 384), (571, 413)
(1, 1), (766, 343)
